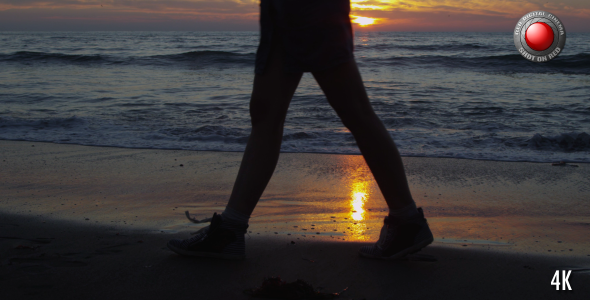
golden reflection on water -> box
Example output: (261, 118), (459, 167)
(351, 182), (368, 221)
(343, 158), (374, 241)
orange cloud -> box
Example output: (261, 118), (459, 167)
(349, 0), (590, 31)
(350, 0), (590, 15)
(0, 0), (588, 31)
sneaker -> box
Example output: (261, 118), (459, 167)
(167, 212), (248, 259)
(359, 207), (433, 260)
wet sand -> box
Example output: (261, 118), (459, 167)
(1, 140), (589, 299)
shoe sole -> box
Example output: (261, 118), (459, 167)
(167, 242), (245, 260)
(359, 235), (434, 260)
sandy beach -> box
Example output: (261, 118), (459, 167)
(1, 140), (589, 299)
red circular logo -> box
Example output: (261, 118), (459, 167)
(514, 11), (566, 62)
(525, 22), (554, 51)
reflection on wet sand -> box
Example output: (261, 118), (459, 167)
(346, 162), (373, 241)
(350, 182), (367, 221)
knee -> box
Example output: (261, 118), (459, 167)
(249, 97), (286, 131)
(333, 103), (375, 132)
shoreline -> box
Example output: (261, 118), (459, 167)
(1, 140), (589, 299)
(1, 138), (587, 164)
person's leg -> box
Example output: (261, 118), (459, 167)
(311, 59), (413, 211)
(224, 40), (303, 218)
(167, 38), (303, 259)
(312, 59), (433, 259)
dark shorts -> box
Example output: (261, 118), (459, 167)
(255, 0), (355, 75)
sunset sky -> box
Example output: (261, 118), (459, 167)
(0, 0), (589, 31)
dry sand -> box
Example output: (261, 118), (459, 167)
(1, 140), (589, 299)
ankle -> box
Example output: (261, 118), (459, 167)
(221, 206), (250, 225)
(388, 201), (419, 222)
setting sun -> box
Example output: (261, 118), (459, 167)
(351, 15), (380, 26)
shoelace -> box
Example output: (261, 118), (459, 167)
(183, 226), (210, 246)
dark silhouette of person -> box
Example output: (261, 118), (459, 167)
(168, 0), (433, 260)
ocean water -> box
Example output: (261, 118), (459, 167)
(1, 31), (589, 162)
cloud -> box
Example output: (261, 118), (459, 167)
(350, 0), (590, 18)
(0, 0), (588, 31)
(349, 0), (590, 31)
(0, 6), (259, 30)
(0, 0), (259, 14)
(0, 0), (261, 30)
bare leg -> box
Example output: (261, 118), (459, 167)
(312, 59), (413, 210)
(225, 41), (303, 216)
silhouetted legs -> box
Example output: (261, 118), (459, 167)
(226, 43), (414, 216)
(225, 40), (302, 216)
(312, 61), (414, 210)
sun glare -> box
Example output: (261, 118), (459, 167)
(350, 181), (368, 221)
(351, 15), (379, 27)
(351, 192), (366, 221)
(346, 171), (371, 241)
